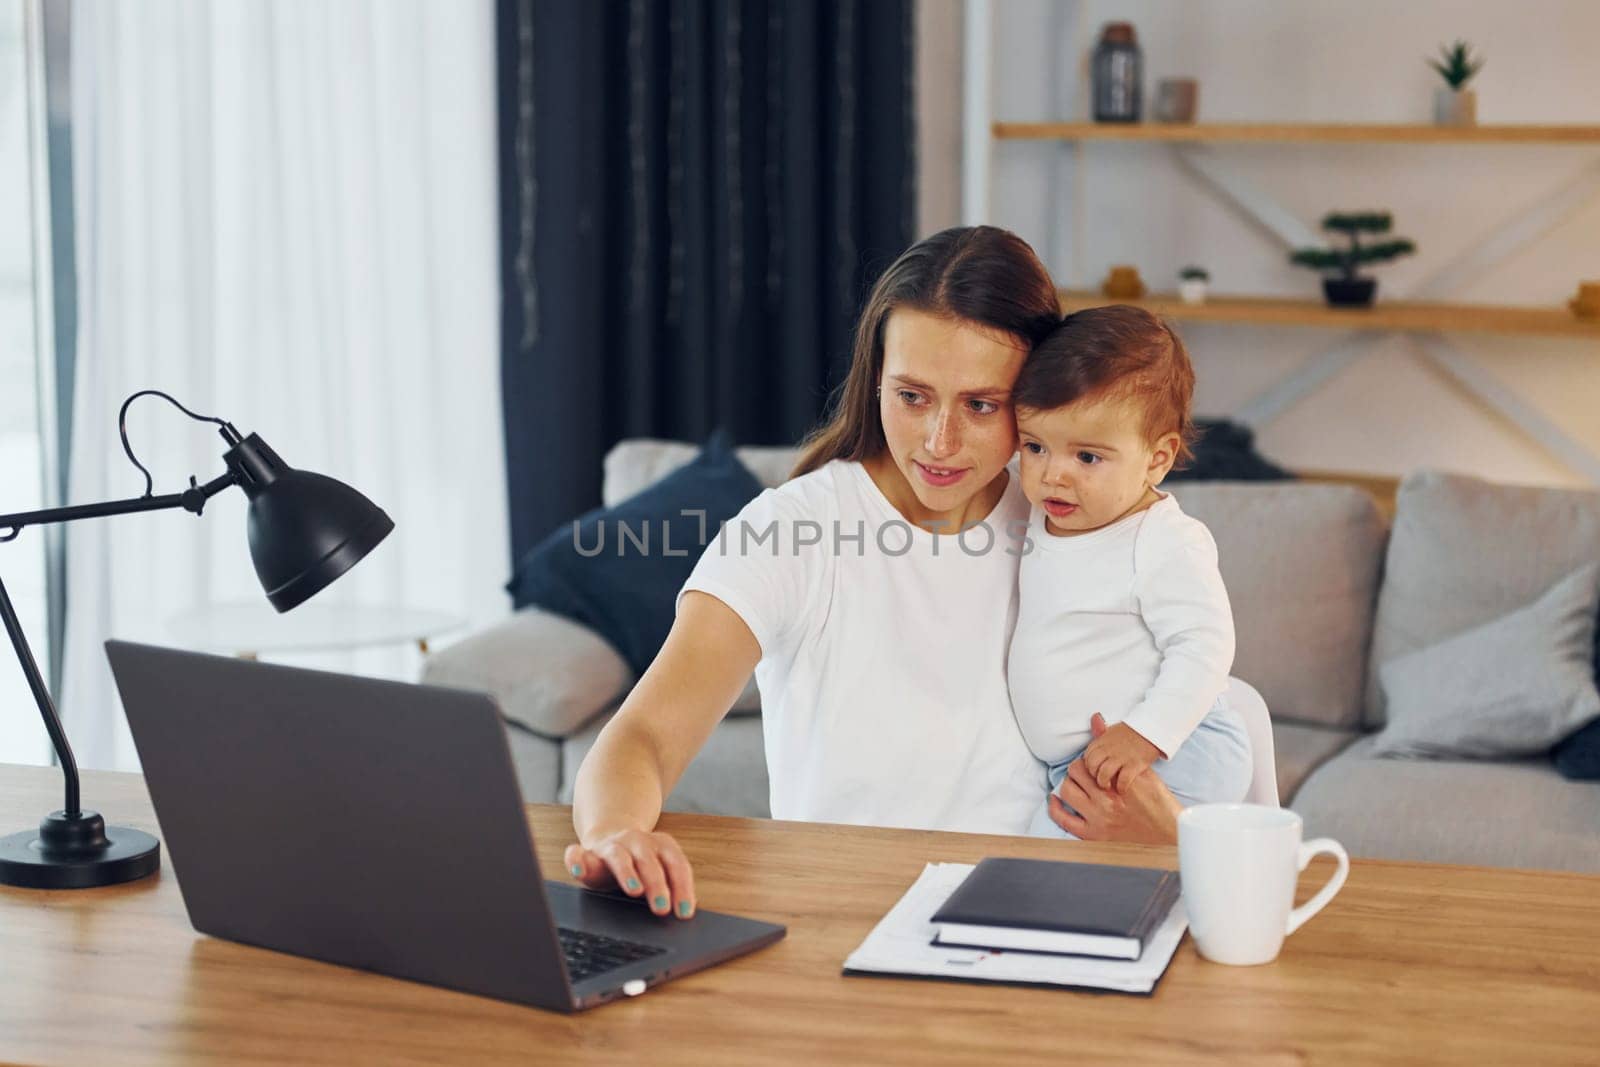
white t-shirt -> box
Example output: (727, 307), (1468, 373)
(1008, 493), (1235, 765)
(679, 459), (1047, 834)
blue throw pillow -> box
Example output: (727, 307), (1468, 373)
(1552, 605), (1600, 780)
(507, 431), (764, 675)
(1165, 418), (1293, 482)
(1553, 716), (1600, 780)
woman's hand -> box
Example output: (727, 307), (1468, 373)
(1048, 714), (1182, 845)
(564, 829), (697, 919)
(569, 592), (759, 922)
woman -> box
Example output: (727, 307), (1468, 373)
(566, 227), (1186, 921)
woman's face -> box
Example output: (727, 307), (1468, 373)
(877, 308), (1029, 523)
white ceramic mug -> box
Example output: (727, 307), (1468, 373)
(1177, 804), (1349, 966)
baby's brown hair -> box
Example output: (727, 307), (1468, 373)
(1012, 305), (1198, 468)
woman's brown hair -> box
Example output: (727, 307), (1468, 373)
(791, 226), (1061, 478)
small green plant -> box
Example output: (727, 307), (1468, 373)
(1429, 40), (1483, 90)
(1289, 212), (1416, 281)
(1179, 266), (1210, 281)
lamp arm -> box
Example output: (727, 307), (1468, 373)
(0, 468), (238, 816)
(0, 470), (237, 541)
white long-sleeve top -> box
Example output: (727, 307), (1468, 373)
(1007, 493), (1235, 764)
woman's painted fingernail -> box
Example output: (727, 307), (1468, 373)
(626, 878), (641, 892)
(654, 895), (669, 911)
(570, 864), (583, 877)
(678, 900), (693, 917)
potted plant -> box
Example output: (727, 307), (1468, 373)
(1178, 266), (1210, 305)
(1290, 212), (1416, 307)
(1429, 40), (1483, 127)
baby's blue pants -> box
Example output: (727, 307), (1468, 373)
(1026, 696), (1253, 839)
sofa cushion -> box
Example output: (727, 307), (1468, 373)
(561, 709), (771, 818)
(603, 439), (801, 506)
(1168, 482), (1388, 730)
(1374, 563), (1600, 760)
(509, 432), (763, 675)
(503, 720), (565, 804)
(421, 607), (633, 738)
(1271, 721), (1359, 803)
(1290, 736), (1600, 873)
(1366, 471), (1600, 729)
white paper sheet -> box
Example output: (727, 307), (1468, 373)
(843, 863), (1188, 994)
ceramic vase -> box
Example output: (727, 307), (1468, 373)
(1434, 87), (1476, 127)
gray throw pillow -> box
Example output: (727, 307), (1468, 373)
(422, 607), (634, 737)
(1365, 471), (1600, 728)
(1373, 563), (1600, 760)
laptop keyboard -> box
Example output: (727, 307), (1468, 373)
(558, 926), (667, 983)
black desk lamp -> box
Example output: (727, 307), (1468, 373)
(0, 390), (393, 889)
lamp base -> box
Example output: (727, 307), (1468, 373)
(0, 809), (161, 889)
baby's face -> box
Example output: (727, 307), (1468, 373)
(1016, 394), (1172, 536)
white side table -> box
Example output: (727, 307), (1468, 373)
(167, 601), (464, 660)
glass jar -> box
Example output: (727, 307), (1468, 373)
(1091, 22), (1142, 123)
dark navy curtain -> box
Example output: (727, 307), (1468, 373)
(496, 0), (915, 567)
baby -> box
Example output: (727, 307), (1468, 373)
(1007, 306), (1252, 838)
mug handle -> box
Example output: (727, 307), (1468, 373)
(1285, 838), (1349, 936)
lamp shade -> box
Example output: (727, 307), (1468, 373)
(223, 433), (395, 612)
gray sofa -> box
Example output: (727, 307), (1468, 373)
(425, 441), (1600, 874)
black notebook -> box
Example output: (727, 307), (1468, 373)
(929, 857), (1180, 960)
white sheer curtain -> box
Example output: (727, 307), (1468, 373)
(64, 0), (507, 770)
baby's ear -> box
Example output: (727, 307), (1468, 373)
(1147, 431), (1183, 485)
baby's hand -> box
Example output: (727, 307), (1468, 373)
(1083, 716), (1163, 794)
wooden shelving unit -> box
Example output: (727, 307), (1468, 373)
(995, 122), (1600, 145)
(1057, 290), (1600, 340)
(960, 0), (1600, 483)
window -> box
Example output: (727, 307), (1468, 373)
(0, 2), (53, 766)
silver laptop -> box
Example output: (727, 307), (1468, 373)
(105, 640), (784, 1012)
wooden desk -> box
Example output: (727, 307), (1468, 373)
(1, 764), (1596, 1065)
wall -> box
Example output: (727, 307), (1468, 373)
(916, 0), (964, 238)
(923, 0), (1600, 488)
